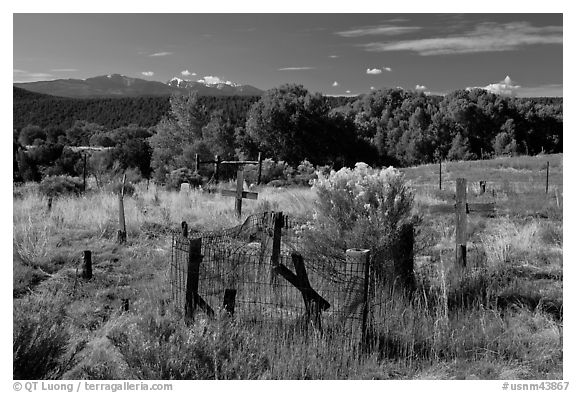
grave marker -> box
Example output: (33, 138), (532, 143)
(429, 178), (495, 268)
(221, 170), (258, 218)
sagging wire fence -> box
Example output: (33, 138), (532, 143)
(169, 211), (415, 341)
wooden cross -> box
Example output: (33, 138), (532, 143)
(221, 170), (258, 218)
(429, 178), (495, 268)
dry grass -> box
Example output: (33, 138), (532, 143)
(13, 154), (562, 379)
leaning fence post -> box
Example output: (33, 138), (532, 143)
(455, 178), (467, 268)
(81, 250), (92, 280)
(291, 253), (322, 330)
(185, 238), (202, 324)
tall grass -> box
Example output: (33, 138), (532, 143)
(12, 153), (563, 379)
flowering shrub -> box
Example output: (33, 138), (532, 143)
(309, 163), (416, 266)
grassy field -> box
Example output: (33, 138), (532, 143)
(13, 154), (563, 379)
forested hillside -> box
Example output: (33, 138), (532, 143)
(13, 84), (562, 186)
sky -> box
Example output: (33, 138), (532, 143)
(13, 13), (563, 97)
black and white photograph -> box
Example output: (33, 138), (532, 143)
(9, 7), (567, 386)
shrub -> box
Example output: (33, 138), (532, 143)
(13, 294), (70, 379)
(166, 168), (203, 191)
(309, 163), (417, 277)
(38, 176), (83, 197)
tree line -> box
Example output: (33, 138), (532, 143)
(13, 84), (562, 185)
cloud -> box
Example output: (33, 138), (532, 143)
(345, 90), (352, 94)
(467, 75), (520, 97)
(336, 25), (421, 37)
(361, 22), (562, 56)
(415, 84), (428, 91)
(197, 75), (238, 86)
(370, 86), (375, 90)
(366, 68), (382, 75)
(383, 67), (392, 72)
(27, 73), (53, 78)
(181, 70), (196, 77)
(13, 70), (54, 82)
(516, 84), (562, 98)
(278, 67), (315, 71)
(51, 68), (77, 72)
(149, 51), (173, 57)
(141, 71), (155, 77)
(329, 55), (339, 58)
(332, 81), (339, 87)
(198, 76), (223, 84)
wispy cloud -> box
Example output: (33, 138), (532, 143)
(181, 70), (196, 77)
(142, 71), (155, 77)
(366, 68), (382, 75)
(329, 55), (339, 58)
(51, 68), (77, 72)
(278, 67), (315, 71)
(27, 72), (53, 78)
(332, 81), (339, 87)
(346, 90), (352, 94)
(517, 84), (562, 98)
(370, 86), (375, 90)
(149, 51), (173, 57)
(13, 70), (54, 82)
(415, 84), (428, 91)
(361, 22), (562, 55)
(383, 67), (392, 72)
(336, 25), (421, 37)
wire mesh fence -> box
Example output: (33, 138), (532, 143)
(169, 211), (374, 337)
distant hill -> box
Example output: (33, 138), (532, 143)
(13, 87), (262, 130)
(14, 74), (263, 98)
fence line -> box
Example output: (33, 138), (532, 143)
(169, 211), (407, 339)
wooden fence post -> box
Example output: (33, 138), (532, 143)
(181, 221), (188, 238)
(479, 180), (486, 195)
(391, 223), (416, 293)
(117, 174), (127, 244)
(235, 170), (244, 218)
(122, 298), (130, 312)
(439, 160), (442, 190)
(83, 153), (87, 192)
(291, 253), (322, 330)
(82, 250), (92, 280)
(455, 178), (467, 268)
(223, 289), (237, 316)
(546, 161), (550, 194)
(214, 155), (221, 182)
(185, 238), (202, 324)
(47, 197), (53, 212)
(344, 249), (371, 345)
(270, 211), (283, 283)
(257, 152), (263, 185)
(195, 154), (200, 174)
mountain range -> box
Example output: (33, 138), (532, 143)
(13, 74), (263, 98)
